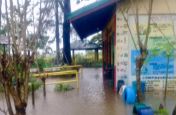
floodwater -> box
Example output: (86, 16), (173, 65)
(26, 68), (131, 115)
(0, 68), (176, 115)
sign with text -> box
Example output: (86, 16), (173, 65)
(131, 50), (174, 76)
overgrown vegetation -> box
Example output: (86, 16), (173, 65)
(0, 77), (42, 93)
(154, 109), (169, 115)
(0, 84), (4, 92)
(28, 77), (42, 92)
(74, 52), (102, 67)
(31, 56), (55, 69)
(54, 83), (74, 92)
(31, 51), (102, 69)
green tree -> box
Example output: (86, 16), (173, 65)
(37, 35), (49, 49)
(89, 33), (102, 47)
(151, 39), (174, 104)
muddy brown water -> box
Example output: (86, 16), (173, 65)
(0, 68), (176, 115)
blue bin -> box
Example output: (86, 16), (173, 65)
(133, 103), (146, 114)
(122, 86), (136, 104)
(137, 106), (154, 115)
(132, 81), (146, 94)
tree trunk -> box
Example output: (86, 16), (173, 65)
(63, 0), (71, 64)
(136, 56), (143, 103)
(72, 50), (75, 64)
(164, 56), (169, 103)
(55, 0), (60, 65)
(15, 105), (26, 115)
(4, 85), (14, 115)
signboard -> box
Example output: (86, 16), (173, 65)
(131, 50), (174, 76)
(115, 10), (176, 90)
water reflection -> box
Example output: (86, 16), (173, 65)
(145, 91), (176, 114)
(0, 68), (175, 115)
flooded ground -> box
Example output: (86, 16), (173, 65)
(26, 68), (131, 115)
(0, 68), (176, 115)
(145, 91), (176, 114)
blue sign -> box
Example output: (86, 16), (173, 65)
(131, 50), (174, 76)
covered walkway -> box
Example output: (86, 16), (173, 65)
(68, 0), (117, 90)
(71, 40), (102, 63)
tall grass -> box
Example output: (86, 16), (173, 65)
(74, 51), (102, 67)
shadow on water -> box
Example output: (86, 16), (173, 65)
(0, 68), (175, 115)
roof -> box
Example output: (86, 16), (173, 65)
(71, 40), (102, 50)
(68, 0), (117, 39)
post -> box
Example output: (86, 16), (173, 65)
(76, 71), (79, 89)
(42, 77), (46, 98)
(63, 0), (71, 64)
(72, 50), (75, 64)
(31, 83), (35, 108)
(95, 49), (98, 61)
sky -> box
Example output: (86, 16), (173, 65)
(71, 0), (96, 11)
(1, 0), (97, 53)
(49, 0), (97, 52)
(44, 0), (98, 54)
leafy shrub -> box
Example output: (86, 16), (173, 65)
(154, 109), (169, 115)
(0, 84), (4, 92)
(28, 77), (42, 92)
(31, 56), (55, 69)
(54, 84), (74, 92)
(37, 57), (45, 72)
(0, 77), (42, 93)
(44, 57), (55, 67)
(74, 53), (102, 67)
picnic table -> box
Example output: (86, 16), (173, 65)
(44, 65), (82, 72)
(33, 70), (79, 88)
(32, 65), (82, 88)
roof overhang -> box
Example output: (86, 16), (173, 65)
(71, 47), (102, 50)
(70, 40), (102, 50)
(68, 0), (117, 39)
